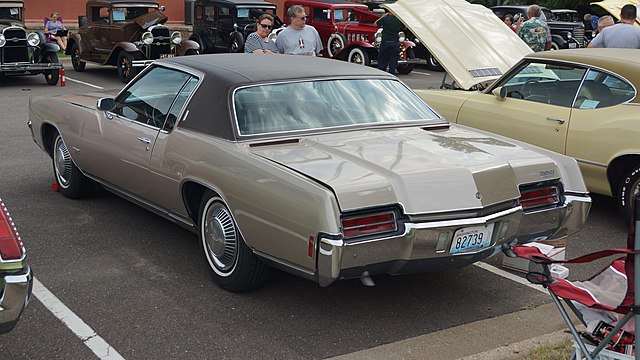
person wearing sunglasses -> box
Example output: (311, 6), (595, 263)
(276, 5), (323, 56)
(244, 14), (280, 54)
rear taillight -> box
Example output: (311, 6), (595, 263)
(341, 211), (397, 238)
(0, 198), (25, 261)
(520, 186), (560, 210)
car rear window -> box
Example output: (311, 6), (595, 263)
(234, 79), (440, 136)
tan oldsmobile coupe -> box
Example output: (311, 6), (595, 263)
(28, 54), (590, 291)
(386, 0), (640, 221)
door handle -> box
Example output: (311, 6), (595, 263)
(137, 136), (151, 144)
(546, 117), (565, 125)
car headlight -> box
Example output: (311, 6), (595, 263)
(567, 32), (572, 38)
(171, 31), (182, 44)
(374, 29), (382, 44)
(27, 32), (40, 46)
(398, 31), (406, 42)
(0, 34), (5, 48)
(142, 31), (154, 45)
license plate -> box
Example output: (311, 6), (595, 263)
(160, 54), (174, 59)
(449, 223), (495, 254)
(569, 43), (577, 48)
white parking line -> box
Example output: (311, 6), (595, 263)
(473, 262), (547, 293)
(32, 277), (126, 359)
(411, 71), (432, 76)
(65, 77), (105, 89)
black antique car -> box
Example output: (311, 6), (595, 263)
(67, 0), (200, 83)
(0, 0), (62, 85)
(492, 5), (585, 50)
(190, 0), (281, 53)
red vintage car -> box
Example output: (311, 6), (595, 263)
(280, 0), (416, 74)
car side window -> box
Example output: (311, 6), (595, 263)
(163, 77), (199, 132)
(113, 67), (192, 128)
(574, 69), (635, 109)
(313, 8), (330, 22)
(218, 6), (232, 25)
(497, 61), (586, 107)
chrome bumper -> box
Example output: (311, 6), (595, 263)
(132, 60), (155, 68)
(317, 193), (591, 287)
(0, 63), (62, 72)
(0, 266), (33, 334)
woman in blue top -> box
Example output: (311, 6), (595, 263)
(244, 14), (279, 54)
(44, 12), (67, 51)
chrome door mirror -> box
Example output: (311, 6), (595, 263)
(492, 86), (507, 101)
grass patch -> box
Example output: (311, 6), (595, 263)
(517, 337), (573, 360)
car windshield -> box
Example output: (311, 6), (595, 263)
(234, 79), (440, 136)
(0, 7), (21, 21)
(236, 7), (276, 21)
(112, 6), (154, 22)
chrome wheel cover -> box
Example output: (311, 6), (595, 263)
(203, 201), (238, 274)
(54, 136), (72, 188)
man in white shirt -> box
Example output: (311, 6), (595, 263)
(276, 5), (323, 56)
(588, 4), (640, 48)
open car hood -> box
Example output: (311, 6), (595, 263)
(591, 0), (640, 26)
(135, 10), (168, 29)
(383, 0), (532, 90)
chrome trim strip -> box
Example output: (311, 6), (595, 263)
(575, 158), (606, 167)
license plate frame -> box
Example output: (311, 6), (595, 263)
(449, 223), (495, 254)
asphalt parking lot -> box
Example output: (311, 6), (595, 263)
(0, 58), (628, 359)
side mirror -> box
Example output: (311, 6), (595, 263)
(492, 86), (507, 101)
(159, 5), (166, 12)
(97, 98), (116, 111)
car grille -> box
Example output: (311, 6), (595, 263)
(149, 27), (171, 59)
(1, 28), (29, 63)
(572, 27), (585, 47)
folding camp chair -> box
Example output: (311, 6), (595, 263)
(507, 195), (640, 360)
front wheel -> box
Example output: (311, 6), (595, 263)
(43, 52), (59, 85)
(617, 166), (640, 224)
(198, 192), (270, 292)
(52, 131), (94, 199)
(396, 48), (415, 75)
(347, 47), (370, 66)
(117, 52), (138, 83)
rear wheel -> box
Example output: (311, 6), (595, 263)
(117, 52), (137, 83)
(52, 131), (94, 199)
(43, 52), (59, 85)
(198, 192), (270, 292)
(426, 51), (444, 72)
(327, 33), (346, 57)
(347, 47), (370, 66)
(70, 42), (86, 72)
(229, 32), (244, 53)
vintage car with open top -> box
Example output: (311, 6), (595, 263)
(28, 54), (590, 291)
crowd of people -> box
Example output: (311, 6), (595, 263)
(502, 4), (640, 52)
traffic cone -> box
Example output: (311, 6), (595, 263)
(60, 67), (65, 87)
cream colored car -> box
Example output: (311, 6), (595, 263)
(28, 54), (590, 292)
(385, 0), (640, 221)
